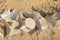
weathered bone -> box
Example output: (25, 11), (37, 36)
(20, 18), (36, 32)
(0, 9), (22, 37)
(23, 11), (49, 32)
(5, 20), (20, 37)
(55, 20), (60, 27)
(33, 11), (49, 30)
(0, 9), (19, 22)
(52, 12), (60, 20)
(46, 16), (56, 27)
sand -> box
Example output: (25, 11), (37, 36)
(0, 0), (60, 40)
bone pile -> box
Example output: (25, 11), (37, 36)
(0, 9), (60, 38)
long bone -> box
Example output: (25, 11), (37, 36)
(4, 13), (21, 37)
(1, 9), (22, 28)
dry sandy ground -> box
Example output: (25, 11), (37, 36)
(0, 0), (60, 13)
(0, 0), (60, 40)
(2, 27), (60, 40)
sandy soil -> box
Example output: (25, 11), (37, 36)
(0, 0), (60, 13)
(0, 0), (60, 40)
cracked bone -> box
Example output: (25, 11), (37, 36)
(0, 17), (21, 37)
(20, 18), (36, 32)
(9, 20), (19, 36)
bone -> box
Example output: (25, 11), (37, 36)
(20, 18), (36, 32)
(9, 20), (19, 28)
(52, 12), (60, 20)
(23, 11), (49, 31)
(34, 11), (49, 30)
(0, 9), (20, 22)
(7, 27), (20, 37)
(5, 20), (20, 38)
(10, 13), (17, 20)
(25, 18), (36, 30)
(38, 17), (49, 30)
(46, 16), (56, 27)
(23, 11), (47, 32)
(0, 9), (13, 22)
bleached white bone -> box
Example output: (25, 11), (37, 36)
(23, 11), (49, 31)
(1, 9), (19, 22)
(20, 18), (36, 32)
(5, 20), (20, 37)
(0, 9), (21, 37)
(4, 20), (20, 37)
